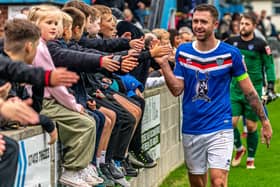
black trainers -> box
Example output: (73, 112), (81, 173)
(100, 163), (115, 181)
(132, 150), (157, 168)
(129, 151), (145, 168)
(100, 161), (130, 187)
(108, 160), (124, 179)
(97, 167), (115, 187)
(120, 156), (138, 177)
(100, 161), (124, 180)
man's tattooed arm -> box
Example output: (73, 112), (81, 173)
(239, 77), (272, 147)
(238, 77), (269, 122)
(245, 91), (268, 121)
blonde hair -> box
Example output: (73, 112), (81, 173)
(62, 11), (73, 29)
(152, 28), (170, 41)
(90, 7), (101, 21)
(92, 5), (112, 20)
(28, 5), (62, 25)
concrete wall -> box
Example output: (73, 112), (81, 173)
(2, 85), (184, 187)
(130, 85), (184, 187)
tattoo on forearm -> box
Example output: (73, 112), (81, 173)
(245, 91), (268, 121)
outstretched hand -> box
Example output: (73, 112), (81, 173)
(129, 37), (144, 52)
(101, 55), (120, 72)
(0, 98), (39, 125)
(50, 68), (79, 87)
(121, 55), (138, 73)
(150, 44), (172, 58)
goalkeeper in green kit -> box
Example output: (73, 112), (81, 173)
(225, 13), (276, 169)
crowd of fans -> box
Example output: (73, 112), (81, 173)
(0, 1), (176, 187)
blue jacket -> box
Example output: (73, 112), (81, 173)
(118, 74), (144, 97)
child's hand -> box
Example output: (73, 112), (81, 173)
(128, 49), (140, 57)
(94, 89), (106, 99)
(101, 55), (120, 72)
(79, 106), (86, 115)
(50, 68), (79, 87)
(48, 128), (58, 145)
(121, 55), (138, 73)
(0, 82), (11, 99)
(135, 88), (144, 99)
(150, 44), (172, 58)
(0, 98), (39, 125)
(87, 100), (97, 110)
(129, 37), (144, 52)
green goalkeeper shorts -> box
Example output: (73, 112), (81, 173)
(230, 85), (262, 122)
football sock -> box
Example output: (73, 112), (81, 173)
(247, 130), (258, 158)
(234, 128), (242, 149)
(100, 150), (106, 164)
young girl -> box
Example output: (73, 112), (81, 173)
(28, 5), (101, 187)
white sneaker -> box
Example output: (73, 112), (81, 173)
(59, 170), (91, 187)
(86, 164), (104, 184)
(80, 165), (103, 186)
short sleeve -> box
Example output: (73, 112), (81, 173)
(231, 48), (247, 77)
(174, 47), (185, 80)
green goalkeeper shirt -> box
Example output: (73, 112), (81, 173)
(226, 35), (276, 92)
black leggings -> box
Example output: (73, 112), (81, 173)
(129, 95), (145, 154)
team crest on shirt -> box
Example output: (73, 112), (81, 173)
(192, 71), (211, 102)
(248, 44), (254, 50)
(265, 45), (272, 55)
(216, 58), (224, 66)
